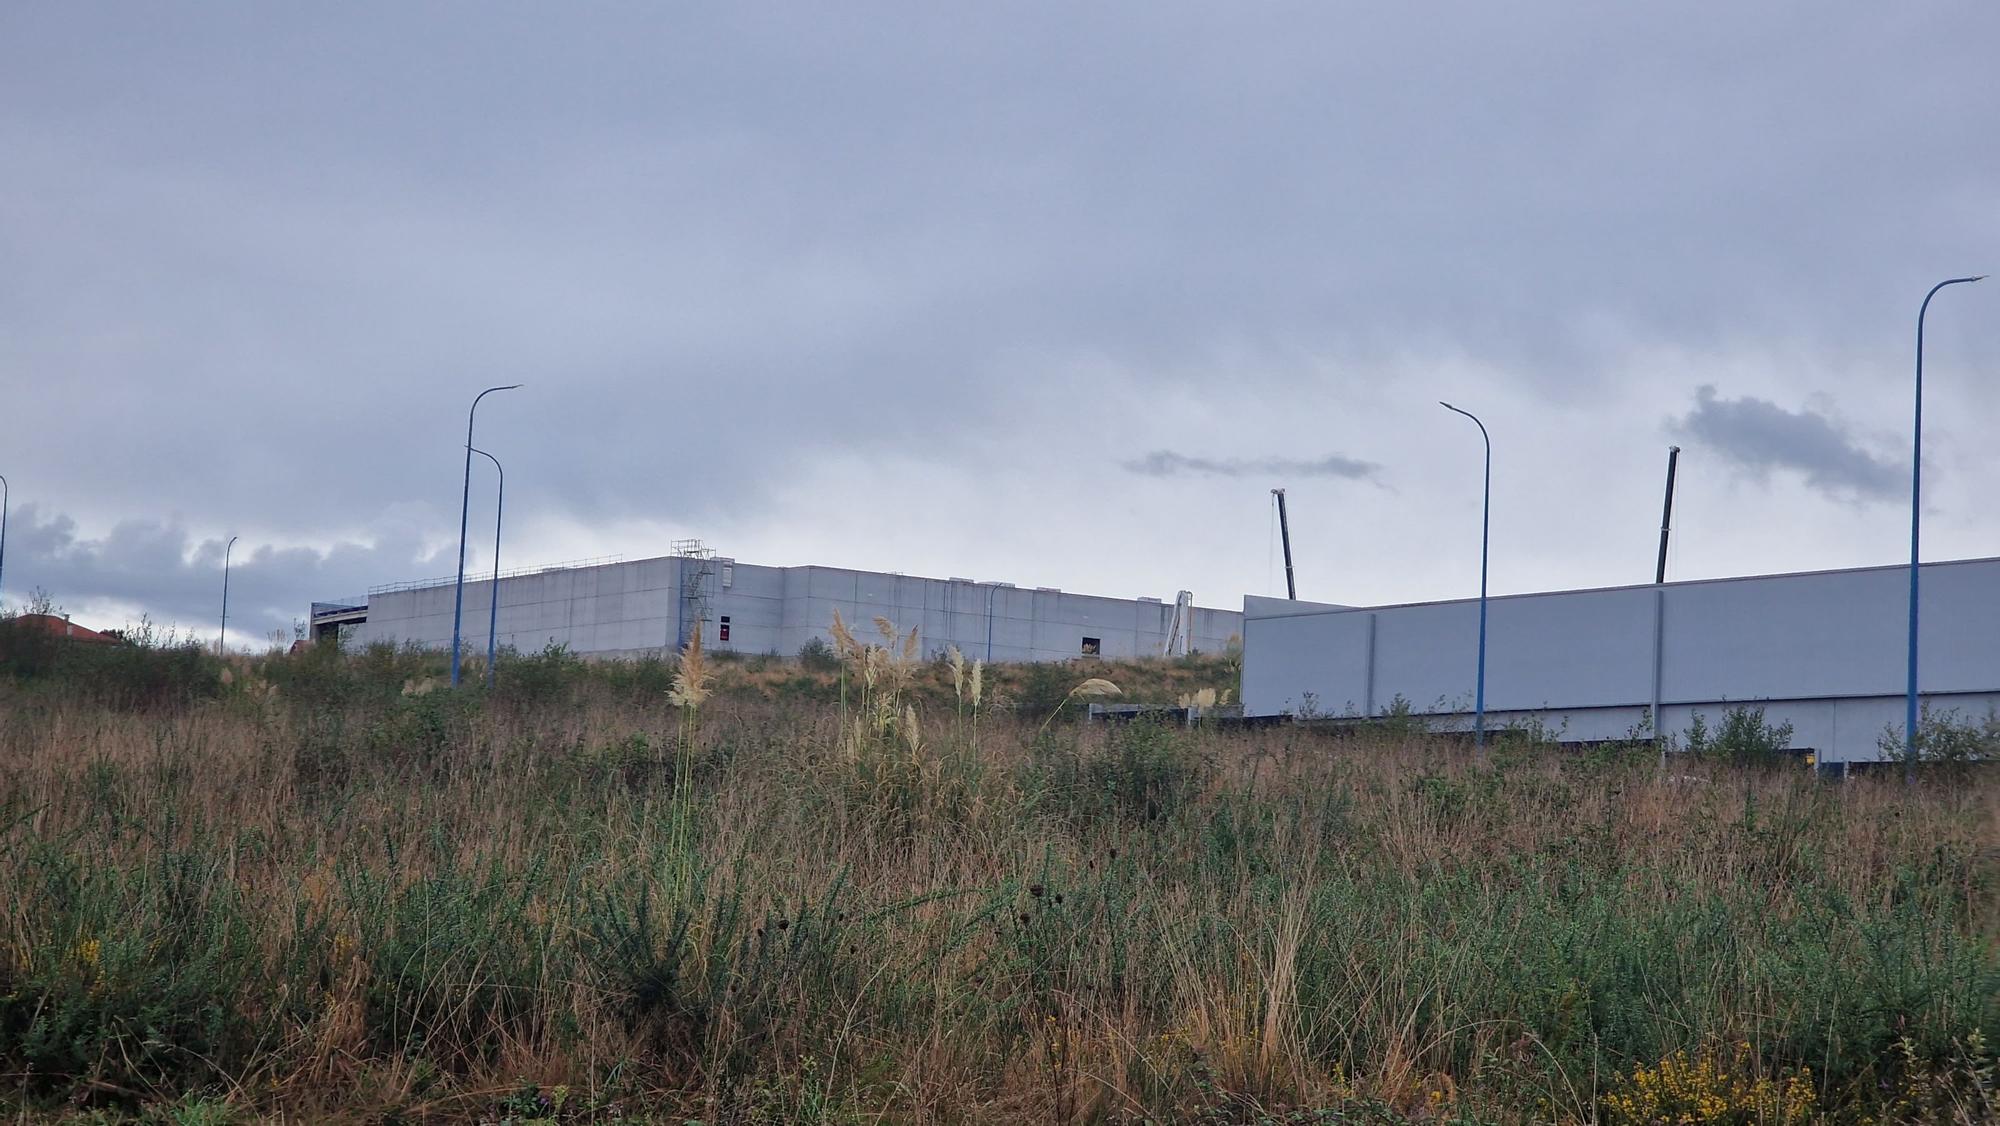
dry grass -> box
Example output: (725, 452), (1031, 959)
(0, 645), (1993, 1123)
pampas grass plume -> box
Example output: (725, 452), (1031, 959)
(946, 646), (966, 696)
(830, 611), (860, 660)
(668, 628), (713, 708)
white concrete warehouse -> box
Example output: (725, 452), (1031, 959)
(1240, 555), (2000, 764)
(315, 545), (1241, 664)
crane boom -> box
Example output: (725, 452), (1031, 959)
(1272, 488), (1297, 600)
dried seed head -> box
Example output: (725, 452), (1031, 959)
(668, 629), (712, 708)
(829, 611), (860, 659)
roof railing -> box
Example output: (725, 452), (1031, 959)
(367, 554), (626, 596)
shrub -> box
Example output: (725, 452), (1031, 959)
(1012, 661), (1079, 721)
(1603, 1044), (1816, 1125)
(0, 603), (223, 710)
(496, 640), (585, 707)
(262, 639), (441, 710)
(591, 652), (676, 699)
(1031, 720), (1204, 823)
(0, 839), (264, 1098)
(360, 689), (484, 777)
(797, 637), (839, 671)
(1878, 704), (2000, 772)
(1683, 706), (1793, 767)
(0, 602), (62, 679)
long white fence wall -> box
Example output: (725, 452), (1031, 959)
(351, 556), (1240, 664)
(785, 567), (1238, 662)
(354, 559), (683, 658)
(1241, 557), (2000, 762)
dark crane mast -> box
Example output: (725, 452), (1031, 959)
(1272, 488), (1297, 600)
(1656, 446), (1680, 585)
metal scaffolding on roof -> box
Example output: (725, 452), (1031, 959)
(673, 538), (715, 649)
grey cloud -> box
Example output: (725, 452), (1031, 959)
(1123, 451), (1380, 481)
(1, 504), (452, 644)
(1673, 386), (1907, 502)
(0, 3), (1996, 622)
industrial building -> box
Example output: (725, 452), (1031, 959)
(1240, 555), (2000, 764)
(312, 542), (1241, 663)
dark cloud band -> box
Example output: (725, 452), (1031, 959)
(0, 504), (449, 642)
(1122, 451), (1380, 480)
(1673, 385), (1906, 502)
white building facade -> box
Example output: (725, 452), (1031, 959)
(318, 549), (1240, 664)
(1240, 556), (2000, 763)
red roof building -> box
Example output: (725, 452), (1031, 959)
(8, 613), (123, 644)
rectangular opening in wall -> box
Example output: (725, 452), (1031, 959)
(719, 615), (731, 642)
(1081, 636), (1101, 656)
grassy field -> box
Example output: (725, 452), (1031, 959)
(0, 627), (1994, 1123)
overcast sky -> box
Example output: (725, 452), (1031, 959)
(3, 3), (1997, 647)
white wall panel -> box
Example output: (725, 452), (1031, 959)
(338, 556), (1240, 668)
(1242, 557), (2000, 762)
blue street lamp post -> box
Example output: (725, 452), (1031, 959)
(985, 582), (997, 662)
(219, 535), (239, 655)
(471, 446), (504, 690)
(451, 385), (521, 687)
(1440, 401), (1491, 750)
(1906, 275), (1984, 783)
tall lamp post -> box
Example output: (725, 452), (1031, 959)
(1440, 401), (1491, 750)
(471, 446), (504, 690)
(219, 535), (239, 655)
(1906, 275), (1984, 783)
(985, 582), (997, 662)
(451, 384), (521, 687)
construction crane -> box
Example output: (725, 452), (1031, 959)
(1272, 488), (1297, 600)
(1655, 447), (1680, 584)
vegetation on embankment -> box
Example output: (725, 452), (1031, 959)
(0, 623), (1993, 1123)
